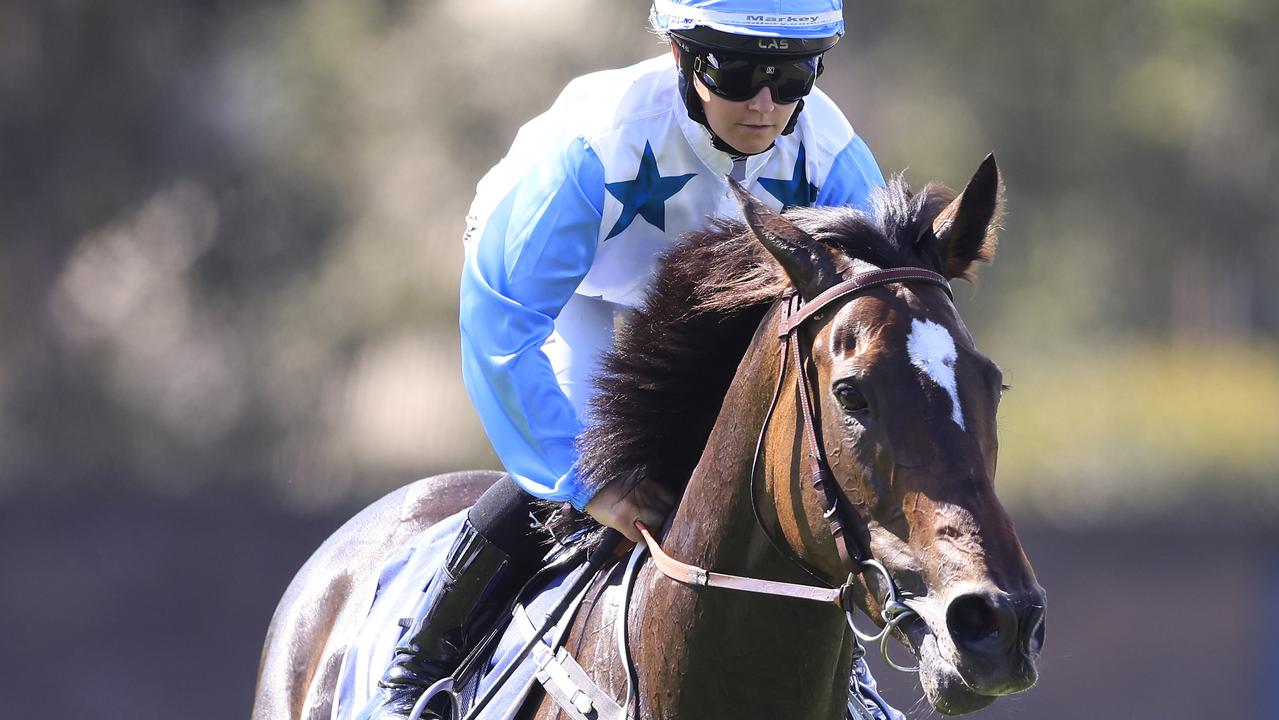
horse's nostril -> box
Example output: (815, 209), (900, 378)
(947, 593), (1004, 650)
(1025, 607), (1046, 656)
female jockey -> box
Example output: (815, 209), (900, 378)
(370, 2), (901, 718)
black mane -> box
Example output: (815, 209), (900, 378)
(551, 177), (958, 541)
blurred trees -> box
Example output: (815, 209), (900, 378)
(3, 0), (1276, 519)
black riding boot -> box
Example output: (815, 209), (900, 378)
(369, 518), (511, 718)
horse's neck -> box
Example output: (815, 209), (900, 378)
(661, 310), (785, 572)
(632, 303), (851, 719)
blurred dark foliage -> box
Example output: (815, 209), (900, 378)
(2, 2), (1277, 718)
(3, 3), (341, 493)
(2, 0), (1277, 513)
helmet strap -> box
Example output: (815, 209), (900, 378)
(780, 98), (804, 135)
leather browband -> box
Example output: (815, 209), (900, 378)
(779, 268), (953, 335)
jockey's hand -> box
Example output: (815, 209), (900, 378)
(584, 471), (676, 543)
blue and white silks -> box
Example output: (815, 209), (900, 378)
(459, 53), (884, 510)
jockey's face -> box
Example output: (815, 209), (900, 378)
(693, 75), (798, 155)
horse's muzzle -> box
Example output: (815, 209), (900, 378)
(944, 586), (1046, 696)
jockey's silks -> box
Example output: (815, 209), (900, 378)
(459, 53), (884, 509)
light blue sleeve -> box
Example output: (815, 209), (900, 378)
(459, 137), (606, 510)
(815, 134), (886, 212)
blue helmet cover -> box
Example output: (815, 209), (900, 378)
(650, 0), (844, 40)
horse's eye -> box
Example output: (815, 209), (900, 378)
(833, 382), (868, 414)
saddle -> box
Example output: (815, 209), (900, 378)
(332, 510), (632, 720)
(333, 511), (902, 720)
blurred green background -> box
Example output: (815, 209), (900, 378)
(2, 0), (1277, 717)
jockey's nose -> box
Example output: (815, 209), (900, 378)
(746, 86), (776, 113)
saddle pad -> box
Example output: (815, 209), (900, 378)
(331, 510), (594, 720)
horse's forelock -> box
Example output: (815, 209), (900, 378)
(775, 178), (959, 276)
(688, 178), (954, 308)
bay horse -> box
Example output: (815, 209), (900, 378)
(252, 155), (1045, 719)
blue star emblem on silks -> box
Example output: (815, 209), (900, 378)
(759, 144), (820, 209)
(604, 141), (697, 240)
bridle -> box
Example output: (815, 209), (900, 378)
(429, 269), (956, 720)
(639, 266), (954, 673)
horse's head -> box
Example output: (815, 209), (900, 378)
(735, 156), (1046, 715)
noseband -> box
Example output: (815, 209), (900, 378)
(640, 266), (954, 674)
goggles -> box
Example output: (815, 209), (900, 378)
(685, 46), (823, 104)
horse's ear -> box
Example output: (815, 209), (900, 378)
(924, 154), (1003, 281)
(728, 177), (841, 300)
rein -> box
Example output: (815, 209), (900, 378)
(646, 266), (953, 674)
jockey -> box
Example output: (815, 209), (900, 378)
(370, 2), (900, 718)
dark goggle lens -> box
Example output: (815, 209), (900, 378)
(694, 52), (821, 104)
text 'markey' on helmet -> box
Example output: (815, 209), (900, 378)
(650, 0), (845, 56)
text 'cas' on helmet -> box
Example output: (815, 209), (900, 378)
(650, 0), (845, 55)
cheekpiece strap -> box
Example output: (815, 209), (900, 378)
(777, 268), (951, 577)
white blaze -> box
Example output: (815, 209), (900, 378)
(906, 319), (965, 430)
